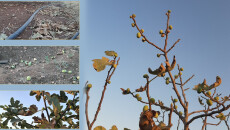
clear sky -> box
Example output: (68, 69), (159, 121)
(80, 0), (230, 130)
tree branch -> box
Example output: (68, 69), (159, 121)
(131, 17), (164, 52)
(42, 91), (50, 122)
(89, 57), (120, 130)
(187, 104), (230, 125)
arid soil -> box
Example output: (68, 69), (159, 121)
(0, 1), (79, 40)
(0, 46), (79, 84)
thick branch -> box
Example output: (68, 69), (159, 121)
(187, 104), (230, 125)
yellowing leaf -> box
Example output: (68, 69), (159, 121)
(166, 56), (176, 72)
(18, 105), (38, 116)
(193, 76), (222, 91)
(94, 126), (106, 130)
(105, 51), (117, 57)
(92, 57), (113, 72)
(148, 63), (166, 76)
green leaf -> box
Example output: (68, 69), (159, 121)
(52, 95), (61, 117)
(105, 51), (117, 57)
(10, 97), (14, 106)
(45, 93), (61, 117)
(59, 91), (68, 103)
(11, 118), (21, 123)
(94, 126), (106, 130)
(92, 57), (113, 72)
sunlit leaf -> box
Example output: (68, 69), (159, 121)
(105, 51), (117, 57)
(94, 126), (106, 130)
(92, 57), (113, 72)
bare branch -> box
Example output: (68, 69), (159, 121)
(132, 17), (164, 52)
(187, 104), (230, 125)
(167, 39), (181, 53)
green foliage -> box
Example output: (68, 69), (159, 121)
(0, 91), (79, 129)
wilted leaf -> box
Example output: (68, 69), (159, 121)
(165, 56), (176, 72)
(198, 97), (204, 106)
(136, 86), (146, 92)
(210, 76), (222, 89)
(193, 76), (221, 91)
(24, 105), (38, 116)
(94, 126), (106, 130)
(110, 125), (118, 130)
(105, 51), (117, 57)
(148, 63), (166, 76)
(33, 116), (42, 123)
(65, 91), (78, 95)
(92, 57), (113, 72)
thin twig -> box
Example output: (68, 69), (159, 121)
(167, 39), (181, 53)
(42, 91), (51, 122)
(132, 17), (164, 52)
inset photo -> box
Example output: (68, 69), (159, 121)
(0, 1), (79, 40)
(0, 46), (79, 84)
(0, 90), (79, 129)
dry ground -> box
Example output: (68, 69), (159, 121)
(0, 1), (79, 40)
(0, 46), (79, 84)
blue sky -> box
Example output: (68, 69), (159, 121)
(80, 0), (230, 130)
